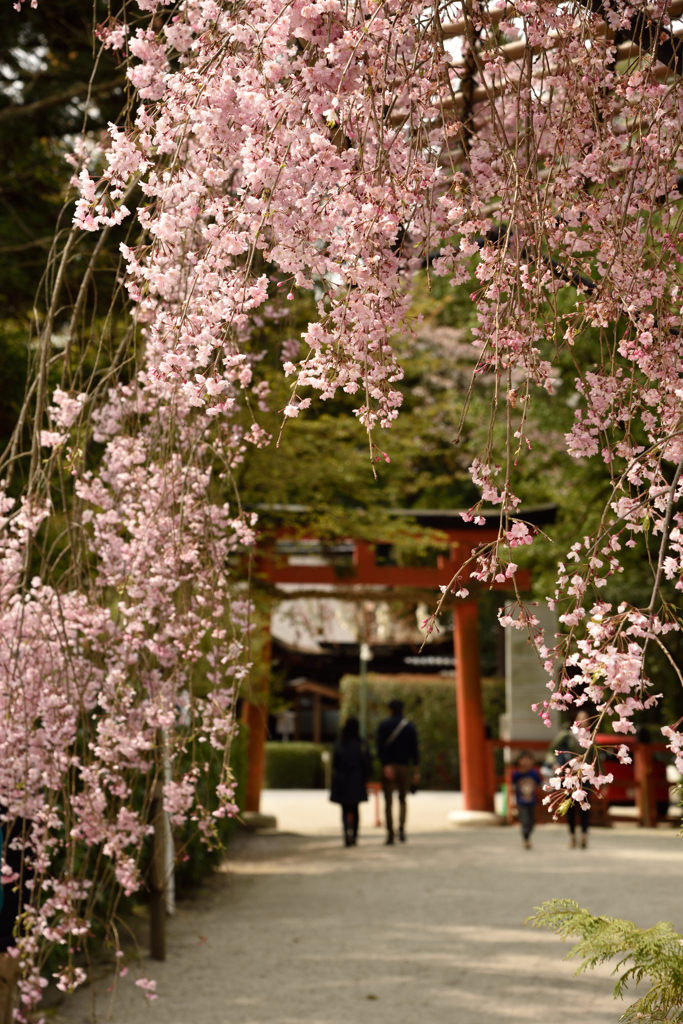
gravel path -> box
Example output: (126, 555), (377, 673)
(54, 820), (683, 1024)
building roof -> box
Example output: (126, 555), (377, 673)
(290, 679), (341, 701)
(387, 504), (558, 531)
(255, 502), (558, 531)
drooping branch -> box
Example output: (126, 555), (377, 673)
(0, 76), (126, 123)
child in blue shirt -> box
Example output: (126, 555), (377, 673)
(512, 751), (543, 849)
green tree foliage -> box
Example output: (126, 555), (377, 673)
(0, 0), (127, 313)
(528, 899), (683, 1023)
(237, 287), (482, 541)
(0, 0), (139, 502)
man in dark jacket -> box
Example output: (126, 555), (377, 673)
(376, 699), (420, 844)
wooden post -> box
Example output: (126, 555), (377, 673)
(243, 701), (268, 813)
(149, 780), (166, 961)
(313, 694), (322, 744)
(505, 764), (515, 825)
(163, 745), (176, 917)
(453, 600), (494, 812)
(0, 955), (19, 1024)
(485, 734), (496, 808)
(634, 743), (656, 828)
(243, 614), (272, 813)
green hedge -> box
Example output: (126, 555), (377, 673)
(264, 741), (332, 788)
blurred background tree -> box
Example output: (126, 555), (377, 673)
(0, 0), (130, 480)
(0, 0), (127, 308)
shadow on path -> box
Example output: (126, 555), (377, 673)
(55, 825), (683, 1024)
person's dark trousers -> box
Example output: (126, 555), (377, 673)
(383, 764), (410, 839)
(341, 803), (359, 845)
(567, 803), (589, 834)
(517, 803), (536, 841)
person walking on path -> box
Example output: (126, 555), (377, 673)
(546, 707), (592, 848)
(512, 751), (542, 849)
(330, 717), (372, 847)
(377, 699), (419, 845)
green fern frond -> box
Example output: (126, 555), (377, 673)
(527, 899), (683, 1022)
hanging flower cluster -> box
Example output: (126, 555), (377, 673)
(4, 0), (683, 1004)
(75, 0), (683, 802)
(0, 375), (252, 1009)
(75, 0), (458, 431)
(1, 102), (262, 1012)
(72, 0), (683, 782)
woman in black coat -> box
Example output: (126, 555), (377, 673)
(330, 717), (372, 846)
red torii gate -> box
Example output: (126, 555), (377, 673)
(244, 505), (556, 814)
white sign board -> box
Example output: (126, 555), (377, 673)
(500, 603), (558, 742)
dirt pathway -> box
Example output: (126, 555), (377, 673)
(53, 823), (683, 1024)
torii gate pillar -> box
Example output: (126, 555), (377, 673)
(242, 701), (267, 813)
(453, 600), (494, 812)
(242, 619), (272, 814)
